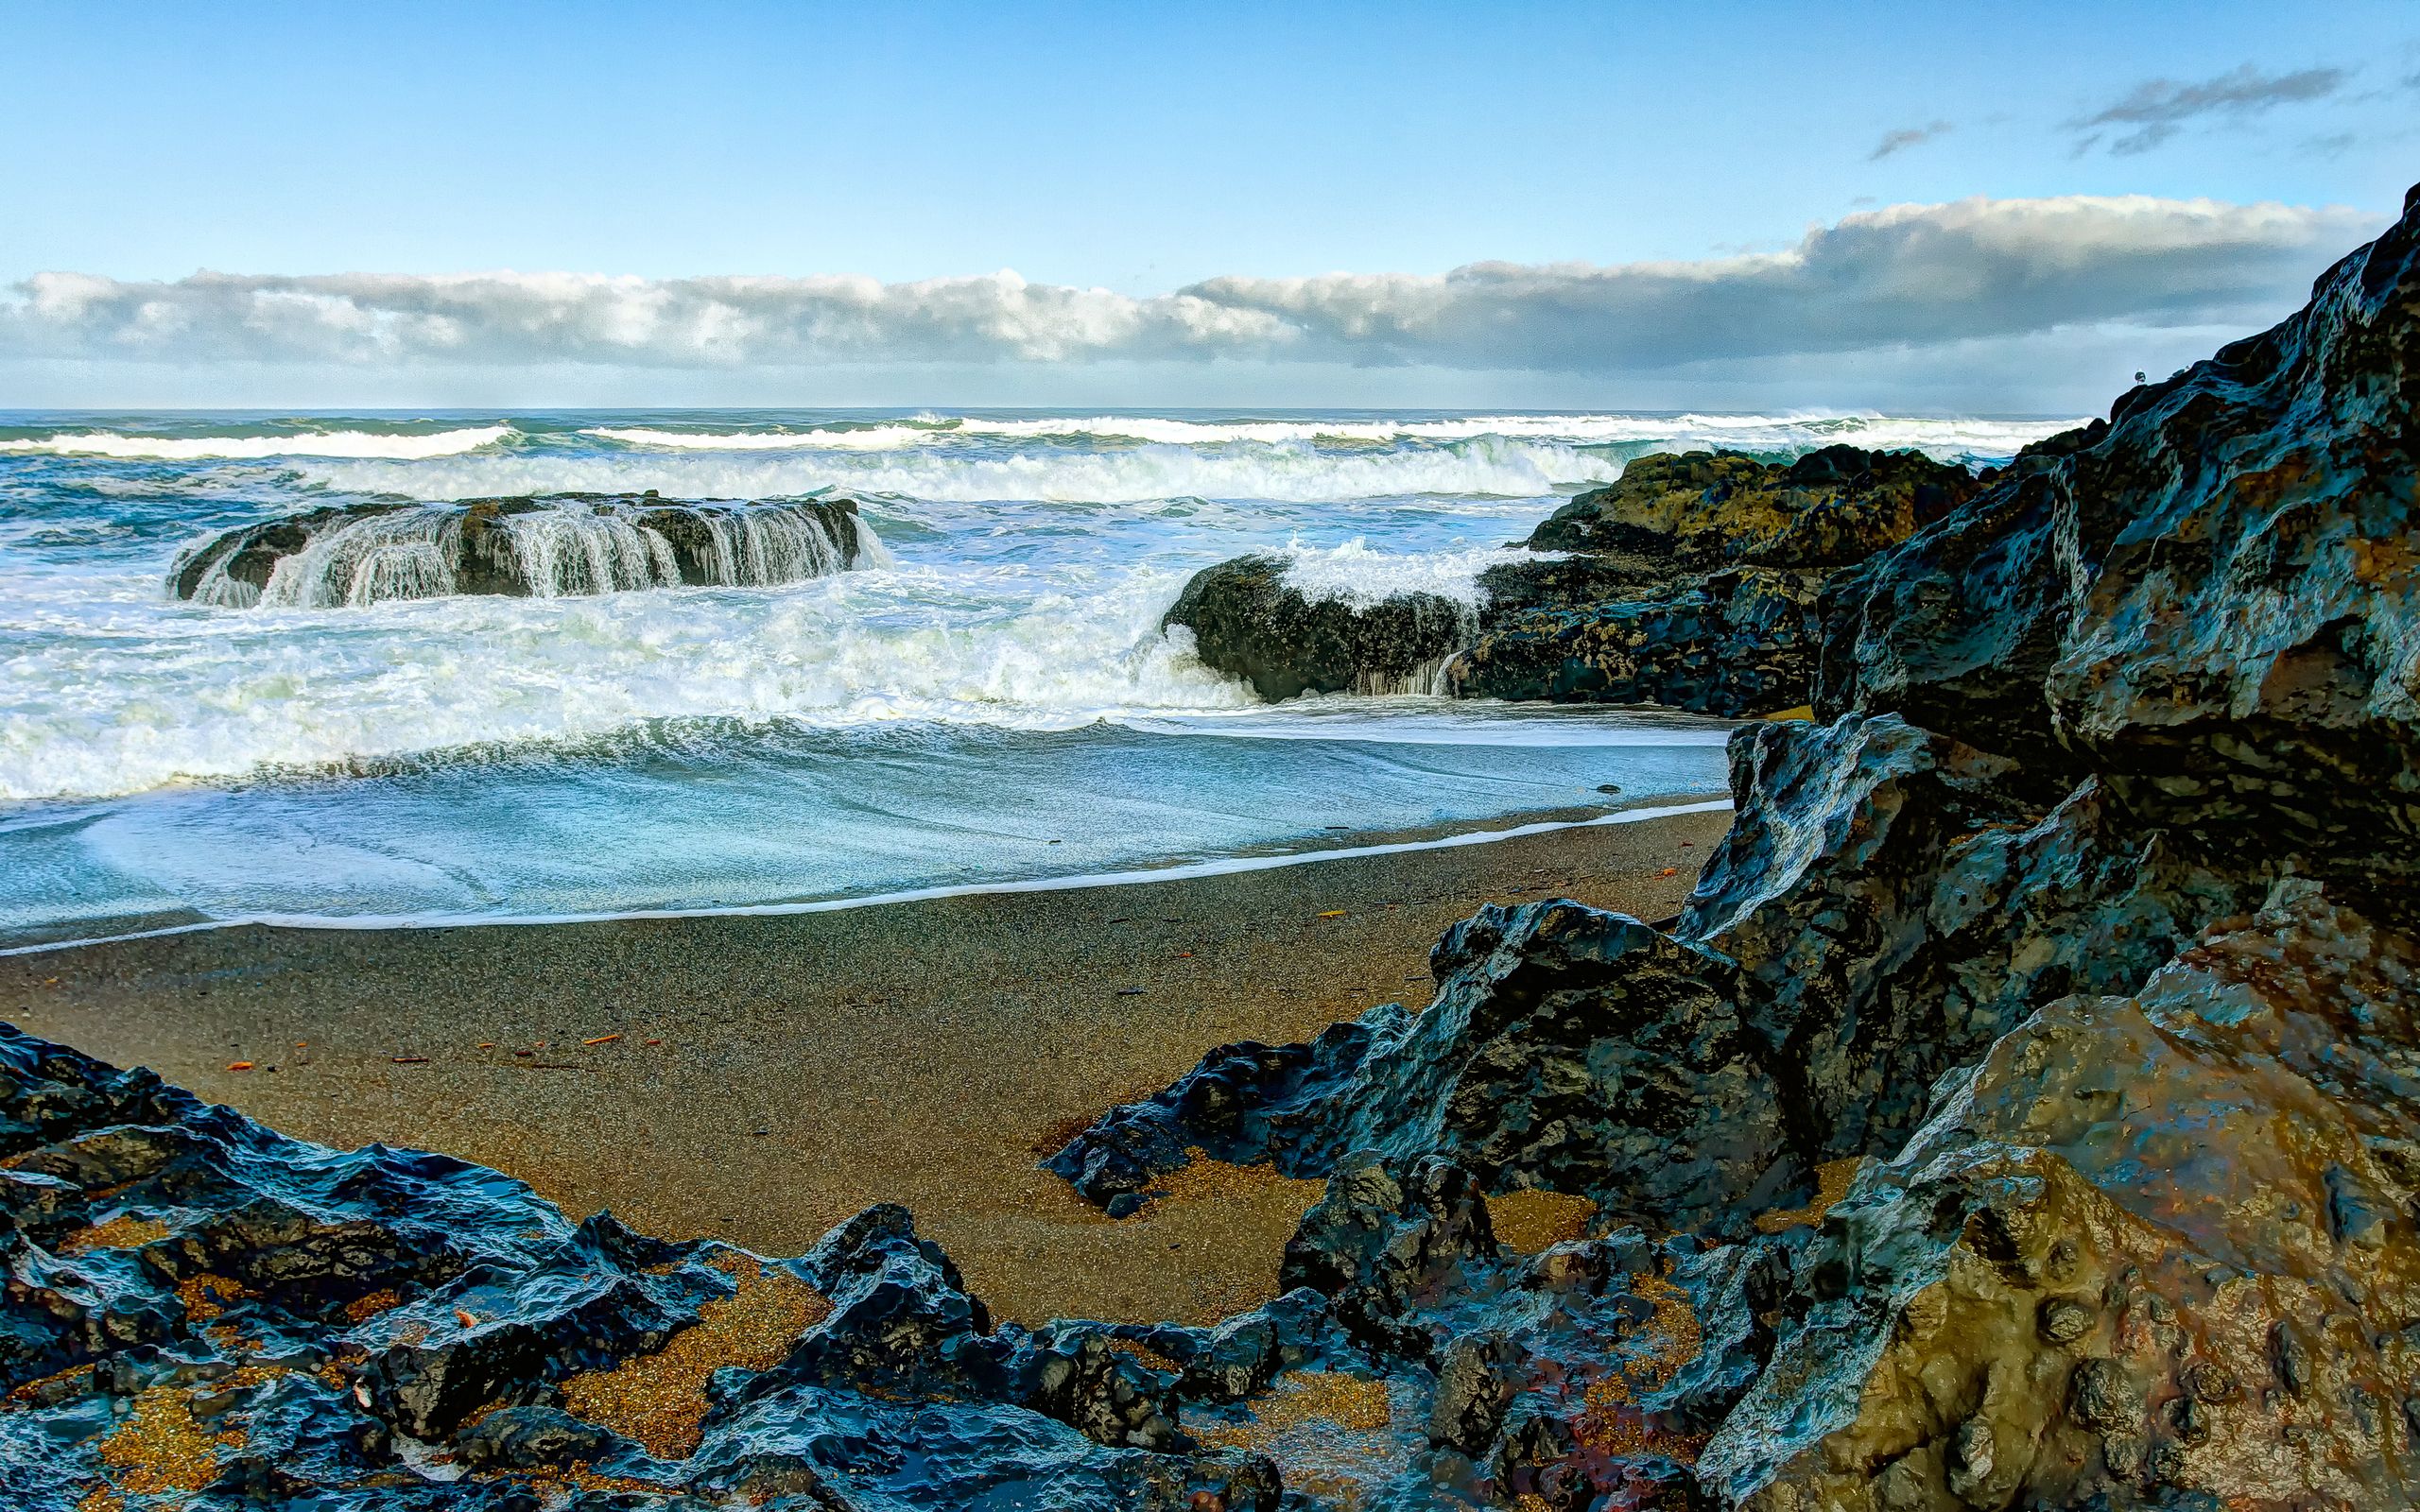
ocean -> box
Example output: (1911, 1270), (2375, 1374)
(0, 409), (2071, 949)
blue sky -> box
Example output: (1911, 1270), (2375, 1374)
(3, 1), (2415, 409)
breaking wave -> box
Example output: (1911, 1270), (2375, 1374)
(294, 438), (1619, 504)
(0, 560), (1252, 803)
(583, 411), (2074, 459)
(1279, 538), (1542, 610)
(0, 425), (515, 460)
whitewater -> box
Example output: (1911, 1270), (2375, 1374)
(0, 406), (2073, 946)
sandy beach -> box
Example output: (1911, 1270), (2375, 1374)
(0, 804), (1729, 1327)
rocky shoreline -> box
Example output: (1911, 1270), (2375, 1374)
(7, 187), (2416, 1509)
(1167, 444), (1982, 716)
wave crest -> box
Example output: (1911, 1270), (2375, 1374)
(0, 426), (516, 460)
(295, 438), (1617, 505)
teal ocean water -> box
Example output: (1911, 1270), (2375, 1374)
(0, 409), (2069, 948)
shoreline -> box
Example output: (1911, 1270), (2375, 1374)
(0, 803), (1733, 1326)
(0, 794), (1729, 957)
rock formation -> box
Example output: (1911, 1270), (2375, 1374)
(1165, 444), (1983, 715)
(169, 492), (874, 609)
(0, 1027), (1287, 1509)
(1163, 555), (1473, 699)
(19, 187), (2418, 1512)
(1046, 186), (2420, 1507)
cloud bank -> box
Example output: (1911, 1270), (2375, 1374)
(0, 196), (2380, 386)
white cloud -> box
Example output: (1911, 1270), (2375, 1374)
(0, 196), (2382, 378)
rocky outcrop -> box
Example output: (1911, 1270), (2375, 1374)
(1700, 884), (2420, 1511)
(1820, 191), (2420, 919)
(0, 1027), (1283, 1511)
(170, 491), (874, 609)
(1044, 187), (2420, 1507)
(26, 183), (2420, 1512)
(1165, 445), (1982, 714)
(1447, 560), (1827, 712)
(1162, 555), (1473, 699)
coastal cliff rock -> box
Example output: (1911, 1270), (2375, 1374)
(1165, 445), (1981, 714)
(169, 491), (873, 609)
(1821, 187), (2420, 918)
(1046, 187), (2420, 1507)
(1446, 561), (1826, 711)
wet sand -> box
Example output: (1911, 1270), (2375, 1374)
(0, 806), (1732, 1326)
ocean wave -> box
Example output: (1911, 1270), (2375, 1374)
(580, 412), (2078, 458)
(0, 561), (1257, 803)
(1118, 702), (1733, 747)
(291, 437), (1617, 505)
(0, 426), (516, 460)
(585, 423), (941, 452)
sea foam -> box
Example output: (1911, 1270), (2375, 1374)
(1277, 538), (1541, 610)
(581, 412), (2075, 459)
(0, 560), (1251, 803)
(0, 425), (515, 460)
(294, 437), (1618, 505)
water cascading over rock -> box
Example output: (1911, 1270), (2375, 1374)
(169, 492), (876, 609)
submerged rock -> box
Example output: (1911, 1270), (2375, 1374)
(169, 491), (874, 608)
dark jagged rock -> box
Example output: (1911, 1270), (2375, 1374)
(1820, 189), (2420, 913)
(1058, 902), (1789, 1237)
(1053, 188), (2420, 1508)
(1681, 714), (2259, 1167)
(1163, 553), (1473, 699)
(169, 491), (873, 608)
(1045, 1017), (1384, 1209)
(1166, 446), (1978, 713)
(1446, 563), (1825, 713)
(0, 1026), (1284, 1511)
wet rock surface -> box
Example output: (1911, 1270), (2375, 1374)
(1038, 189), (2420, 1506)
(1166, 444), (1981, 714)
(169, 491), (872, 608)
(0, 1029), (1283, 1510)
(1163, 554), (1475, 699)
(23, 182), (2420, 1512)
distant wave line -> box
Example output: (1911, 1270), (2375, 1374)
(0, 426), (516, 460)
